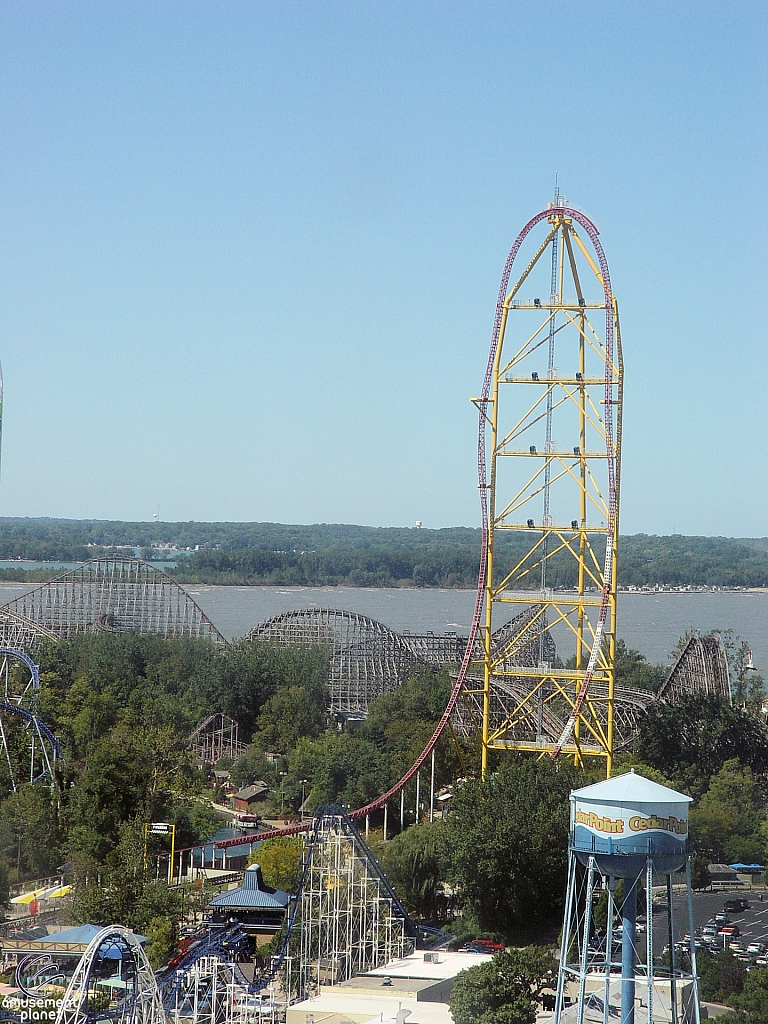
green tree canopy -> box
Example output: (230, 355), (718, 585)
(247, 837), (303, 892)
(690, 760), (766, 863)
(378, 821), (445, 920)
(636, 694), (768, 799)
(449, 947), (557, 1024)
(444, 759), (583, 941)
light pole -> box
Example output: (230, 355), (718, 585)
(300, 779), (309, 820)
(279, 772), (287, 816)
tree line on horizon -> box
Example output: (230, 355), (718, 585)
(1, 519), (768, 588)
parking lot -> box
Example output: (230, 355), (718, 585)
(651, 887), (768, 964)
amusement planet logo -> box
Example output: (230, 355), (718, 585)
(5, 955), (65, 1021)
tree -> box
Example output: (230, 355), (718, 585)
(690, 760), (766, 863)
(362, 669), (464, 790)
(232, 746), (280, 790)
(697, 949), (746, 1004)
(444, 759), (583, 941)
(614, 639), (667, 692)
(0, 785), (61, 881)
(286, 732), (385, 810)
(727, 967), (768, 1023)
(690, 854), (711, 890)
(636, 694), (768, 800)
(449, 947), (557, 1024)
(247, 837), (302, 892)
(378, 821), (445, 920)
(254, 680), (328, 754)
(144, 916), (176, 970)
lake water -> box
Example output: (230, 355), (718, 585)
(1, 581), (766, 672)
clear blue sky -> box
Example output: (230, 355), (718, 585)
(1, 1), (766, 534)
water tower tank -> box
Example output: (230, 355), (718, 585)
(570, 769), (691, 877)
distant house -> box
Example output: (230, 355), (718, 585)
(232, 782), (269, 812)
(208, 864), (290, 944)
(213, 769), (234, 793)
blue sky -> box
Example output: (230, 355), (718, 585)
(1, 1), (766, 534)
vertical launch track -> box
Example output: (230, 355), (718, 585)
(215, 202), (619, 851)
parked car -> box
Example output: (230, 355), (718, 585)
(714, 913), (731, 925)
(724, 899), (750, 913)
(720, 925), (740, 937)
(747, 943), (765, 955)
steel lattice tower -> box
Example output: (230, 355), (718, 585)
(470, 198), (623, 775)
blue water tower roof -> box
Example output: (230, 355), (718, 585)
(572, 770), (692, 804)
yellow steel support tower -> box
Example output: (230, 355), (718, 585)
(468, 198), (623, 777)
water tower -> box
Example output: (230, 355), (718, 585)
(554, 771), (700, 1024)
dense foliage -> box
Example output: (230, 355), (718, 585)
(377, 821), (444, 919)
(0, 634), (330, 877)
(636, 694), (768, 800)
(247, 837), (303, 892)
(0, 621), (765, 1001)
(443, 759), (585, 940)
(449, 947), (558, 1024)
(3, 518), (768, 587)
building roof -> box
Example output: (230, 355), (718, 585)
(709, 863), (740, 878)
(234, 783), (269, 801)
(367, 949), (493, 981)
(209, 864), (290, 910)
(572, 770), (691, 805)
(39, 925), (147, 951)
(287, 989), (456, 1024)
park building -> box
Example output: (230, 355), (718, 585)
(207, 864), (290, 945)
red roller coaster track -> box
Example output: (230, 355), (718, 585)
(212, 205), (616, 853)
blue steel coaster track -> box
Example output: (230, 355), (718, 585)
(163, 807), (417, 1008)
(0, 647), (62, 785)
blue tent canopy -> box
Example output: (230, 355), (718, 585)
(728, 863), (765, 871)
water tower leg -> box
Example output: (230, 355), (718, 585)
(576, 857), (597, 1024)
(685, 861), (702, 1024)
(646, 859), (654, 1024)
(554, 850), (577, 1024)
(667, 875), (678, 1024)
(621, 875), (637, 1024)
(603, 876), (615, 1024)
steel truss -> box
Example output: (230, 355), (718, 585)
(5, 558), (226, 645)
(298, 808), (415, 995)
(188, 713), (247, 765)
(169, 954), (282, 1024)
(475, 198), (622, 774)
(55, 925), (166, 1024)
(657, 631), (731, 703)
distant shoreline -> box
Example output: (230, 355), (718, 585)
(0, 566), (767, 596)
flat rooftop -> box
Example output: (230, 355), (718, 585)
(286, 950), (494, 1024)
(366, 950), (493, 981)
(286, 990), (455, 1024)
